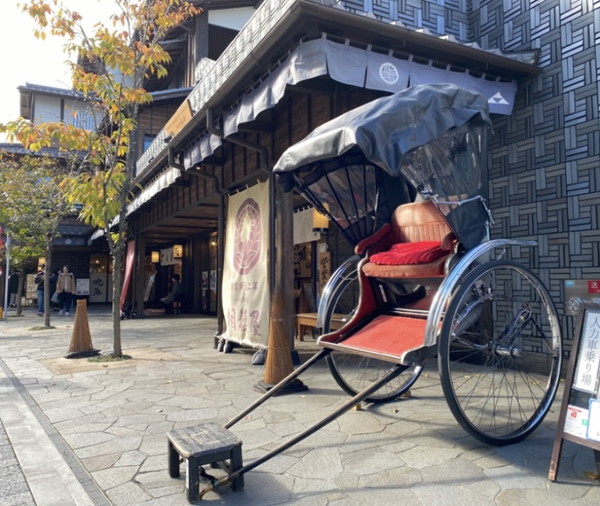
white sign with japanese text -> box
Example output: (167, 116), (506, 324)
(587, 399), (600, 442)
(160, 247), (175, 266)
(76, 278), (90, 296)
(563, 405), (590, 439)
(573, 309), (600, 394)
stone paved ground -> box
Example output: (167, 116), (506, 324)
(0, 419), (35, 506)
(1, 306), (600, 505)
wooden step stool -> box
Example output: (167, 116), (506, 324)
(167, 422), (243, 502)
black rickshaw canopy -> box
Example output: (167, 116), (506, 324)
(273, 83), (493, 250)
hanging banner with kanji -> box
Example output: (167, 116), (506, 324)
(221, 182), (270, 348)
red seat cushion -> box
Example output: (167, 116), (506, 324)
(369, 241), (448, 265)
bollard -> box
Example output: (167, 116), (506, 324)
(65, 299), (99, 358)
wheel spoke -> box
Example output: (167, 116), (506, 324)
(322, 260), (422, 403)
(439, 260), (562, 445)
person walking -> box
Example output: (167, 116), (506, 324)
(34, 265), (46, 316)
(55, 265), (76, 316)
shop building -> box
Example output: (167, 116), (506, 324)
(1, 83), (106, 303)
(120, 0), (597, 345)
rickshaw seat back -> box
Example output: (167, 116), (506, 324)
(389, 201), (453, 247)
(362, 200), (455, 279)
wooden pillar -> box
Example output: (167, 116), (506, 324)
(190, 11), (209, 86)
(194, 12), (209, 60)
(273, 179), (295, 349)
(216, 192), (225, 333)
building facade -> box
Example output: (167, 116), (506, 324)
(1, 83), (107, 304)
(120, 0), (598, 345)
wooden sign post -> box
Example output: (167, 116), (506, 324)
(549, 303), (600, 481)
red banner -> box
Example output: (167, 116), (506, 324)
(120, 241), (135, 310)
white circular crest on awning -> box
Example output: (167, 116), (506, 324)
(379, 62), (399, 84)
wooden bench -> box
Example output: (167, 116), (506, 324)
(167, 422), (243, 502)
(296, 312), (348, 340)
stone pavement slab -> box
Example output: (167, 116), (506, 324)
(0, 419), (35, 506)
(1, 307), (600, 505)
(0, 353), (97, 506)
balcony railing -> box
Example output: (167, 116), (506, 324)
(135, 0), (469, 178)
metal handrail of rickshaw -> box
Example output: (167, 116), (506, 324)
(315, 193), (497, 332)
(316, 254), (360, 329)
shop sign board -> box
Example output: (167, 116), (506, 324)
(549, 304), (600, 481)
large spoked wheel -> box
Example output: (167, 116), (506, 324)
(322, 260), (422, 403)
(439, 260), (562, 445)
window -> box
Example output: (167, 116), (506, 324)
(143, 134), (156, 152)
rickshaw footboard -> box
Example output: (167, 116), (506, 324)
(319, 314), (427, 364)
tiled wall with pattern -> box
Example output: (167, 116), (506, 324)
(343, 0), (599, 340)
(472, 0), (600, 339)
(340, 0), (470, 40)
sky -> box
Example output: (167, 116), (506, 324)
(0, 1), (114, 129)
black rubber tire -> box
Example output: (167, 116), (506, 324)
(438, 260), (562, 445)
(326, 352), (422, 403)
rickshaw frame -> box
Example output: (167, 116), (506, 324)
(191, 84), (563, 498)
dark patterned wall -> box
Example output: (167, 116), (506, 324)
(342, 0), (600, 341)
(472, 0), (600, 341)
(341, 0), (470, 40)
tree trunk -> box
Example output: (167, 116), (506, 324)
(44, 244), (53, 327)
(108, 113), (139, 357)
(16, 268), (25, 317)
(112, 245), (123, 356)
(103, 191), (128, 357)
(0, 269), (4, 311)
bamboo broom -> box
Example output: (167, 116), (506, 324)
(255, 290), (307, 393)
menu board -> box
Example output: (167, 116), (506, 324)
(76, 278), (90, 296)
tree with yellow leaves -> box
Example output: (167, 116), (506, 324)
(1, 0), (200, 355)
(0, 153), (73, 324)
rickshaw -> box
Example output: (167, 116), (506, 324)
(171, 84), (563, 499)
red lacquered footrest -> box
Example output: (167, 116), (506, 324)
(319, 314), (427, 364)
